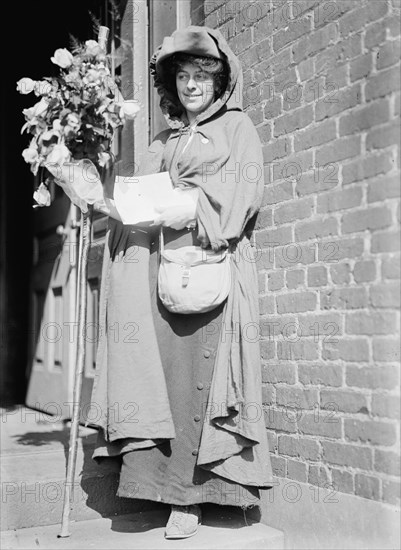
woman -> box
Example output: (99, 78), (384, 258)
(91, 25), (273, 540)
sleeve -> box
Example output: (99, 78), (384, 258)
(195, 115), (264, 250)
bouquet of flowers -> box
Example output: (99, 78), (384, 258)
(17, 31), (139, 212)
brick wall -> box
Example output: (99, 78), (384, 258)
(194, 0), (400, 505)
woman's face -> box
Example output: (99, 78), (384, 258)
(176, 63), (215, 119)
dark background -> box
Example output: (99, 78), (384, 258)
(0, 0), (104, 404)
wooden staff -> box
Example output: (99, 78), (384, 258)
(59, 26), (109, 538)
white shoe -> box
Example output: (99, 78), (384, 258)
(164, 504), (202, 539)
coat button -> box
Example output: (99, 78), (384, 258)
(197, 383), (204, 390)
(194, 415), (201, 422)
(192, 449), (198, 456)
(203, 350), (211, 358)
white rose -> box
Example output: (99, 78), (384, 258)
(51, 48), (74, 68)
(34, 80), (53, 96)
(33, 183), (51, 207)
(22, 147), (39, 164)
(120, 100), (140, 120)
(16, 77), (36, 94)
(85, 40), (102, 56)
(45, 143), (71, 167)
(23, 98), (49, 120)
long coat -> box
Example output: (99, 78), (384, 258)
(90, 25), (274, 489)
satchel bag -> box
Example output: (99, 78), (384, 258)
(157, 227), (232, 314)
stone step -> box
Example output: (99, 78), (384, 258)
(1, 509), (285, 549)
(0, 406), (151, 530)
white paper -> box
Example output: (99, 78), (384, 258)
(114, 171), (197, 225)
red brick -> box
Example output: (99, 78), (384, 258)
(263, 96), (282, 119)
(294, 120), (336, 152)
(262, 385), (275, 406)
(263, 181), (294, 206)
(316, 136), (361, 166)
(296, 164), (339, 196)
(315, 84), (362, 122)
(346, 365), (400, 390)
(345, 419), (398, 446)
(323, 338), (370, 362)
(315, 34), (362, 73)
(297, 312), (342, 337)
(353, 260), (377, 283)
(276, 386), (319, 410)
(299, 363), (343, 387)
(297, 57), (315, 82)
(320, 390), (369, 414)
(259, 294), (275, 315)
(229, 27), (253, 55)
(342, 206), (393, 234)
(287, 459), (308, 483)
(325, 65), (348, 90)
(263, 137), (291, 162)
(296, 218), (338, 242)
(258, 271), (267, 292)
(264, 407), (297, 434)
(278, 434), (320, 461)
(313, 1), (356, 29)
(277, 339), (319, 361)
(346, 311), (396, 336)
(366, 66), (401, 102)
(274, 105), (314, 137)
(274, 197), (314, 224)
(371, 231), (401, 254)
(268, 270), (284, 291)
(339, 1), (389, 38)
(272, 150), (313, 183)
(276, 243), (316, 268)
(270, 455), (287, 477)
(317, 187), (362, 214)
(257, 123), (272, 144)
(318, 238), (364, 262)
(382, 256), (401, 280)
(368, 174), (401, 203)
(342, 151), (395, 184)
(260, 340), (275, 361)
(382, 479), (401, 505)
(330, 263), (352, 284)
(276, 291), (317, 314)
(255, 226), (293, 247)
(273, 15), (312, 52)
(255, 208), (273, 230)
(350, 53), (373, 82)
(355, 474), (381, 501)
(322, 441), (373, 469)
(286, 269), (305, 290)
(374, 449), (401, 475)
(372, 394), (401, 419)
(292, 22), (337, 64)
(331, 468), (354, 494)
(373, 338), (401, 362)
(247, 106), (264, 125)
(339, 100), (390, 137)
(370, 282), (401, 307)
(302, 76), (326, 104)
(308, 465), (331, 488)
(366, 121), (401, 151)
(298, 412), (342, 438)
(262, 363), (296, 385)
(307, 266), (328, 287)
(377, 39), (401, 70)
(266, 429), (278, 453)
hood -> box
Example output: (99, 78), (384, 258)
(149, 26), (243, 129)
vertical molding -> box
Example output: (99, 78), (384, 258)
(177, 0), (191, 29)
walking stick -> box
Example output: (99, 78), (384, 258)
(58, 26), (110, 538)
(58, 206), (92, 538)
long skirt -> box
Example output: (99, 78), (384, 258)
(116, 225), (261, 508)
